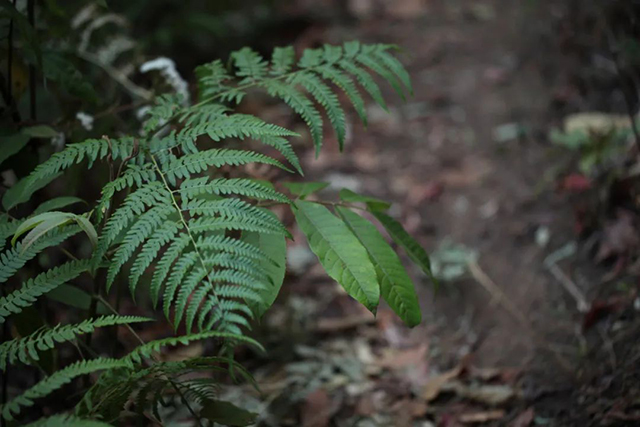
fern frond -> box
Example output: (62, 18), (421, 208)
(1, 358), (128, 421)
(270, 46), (295, 76)
(338, 59), (388, 111)
(106, 205), (174, 291)
(96, 164), (157, 220)
(317, 65), (367, 125)
(184, 198), (287, 235)
(24, 414), (114, 427)
(0, 226), (80, 284)
(255, 135), (303, 175)
(291, 72), (346, 150)
(150, 234), (191, 307)
(0, 315), (150, 370)
(93, 182), (171, 265)
(0, 260), (90, 322)
(124, 331), (263, 364)
(20, 138), (135, 206)
(196, 60), (234, 98)
(263, 79), (324, 155)
(179, 112), (298, 141)
(369, 44), (413, 95)
(179, 177), (290, 204)
(231, 47), (268, 83)
(162, 252), (198, 319)
(355, 43), (406, 100)
(129, 221), (181, 293)
(162, 149), (291, 185)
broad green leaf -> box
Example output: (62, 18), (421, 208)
(242, 214), (286, 318)
(73, 215), (98, 248)
(283, 181), (329, 198)
(12, 211), (98, 253)
(339, 188), (391, 211)
(371, 211), (437, 288)
(0, 133), (29, 165)
(2, 172), (62, 211)
(293, 201), (379, 311)
(46, 284), (109, 315)
(21, 125), (58, 138)
(33, 197), (85, 215)
(12, 212), (75, 246)
(200, 399), (257, 427)
(336, 207), (421, 326)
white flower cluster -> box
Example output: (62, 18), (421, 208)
(76, 111), (95, 131)
(140, 57), (190, 105)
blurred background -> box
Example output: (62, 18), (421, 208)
(3, 0), (640, 425)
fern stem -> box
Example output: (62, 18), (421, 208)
(149, 155), (226, 330)
(95, 296), (204, 426)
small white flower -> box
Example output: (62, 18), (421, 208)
(76, 111), (94, 131)
(51, 132), (66, 151)
(140, 57), (190, 105)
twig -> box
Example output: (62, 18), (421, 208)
(96, 296), (204, 426)
(77, 50), (153, 101)
(27, 0), (36, 121)
(3, 0), (21, 123)
(467, 260), (575, 374)
(547, 263), (589, 313)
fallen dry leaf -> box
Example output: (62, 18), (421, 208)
(314, 314), (375, 332)
(511, 407), (534, 427)
(452, 382), (515, 406)
(301, 389), (331, 427)
(421, 365), (464, 401)
(377, 344), (429, 370)
(459, 410), (505, 424)
(595, 209), (639, 262)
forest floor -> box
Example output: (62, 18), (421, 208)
(225, 1), (640, 426)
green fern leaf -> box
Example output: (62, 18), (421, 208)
(124, 331), (263, 365)
(0, 260), (90, 322)
(339, 59), (387, 111)
(162, 251), (198, 319)
(255, 135), (303, 175)
(336, 207), (421, 327)
(162, 149), (290, 185)
(24, 414), (114, 427)
(185, 199), (287, 236)
(129, 221), (182, 294)
(196, 60), (234, 98)
(231, 47), (268, 83)
(263, 80), (324, 155)
(179, 177), (290, 204)
(106, 206), (173, 291)
(292, 72), (346, 150)
(370, 45), (413, 95)
(356, 45), (406, 100)
(150, 234), (191, 308)
(10, 138), (135, 210)
(293, 201), (380, 312)
(0, 315), (150, 370)
(1, 358), (128, 421)
(270, 46), (295, 75)
(317, 65), (367, 125)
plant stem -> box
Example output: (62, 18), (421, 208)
(27, 0), (36, 121)
(96, 296), (204, 426)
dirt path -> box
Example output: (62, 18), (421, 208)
(259, 1), (595, 425)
